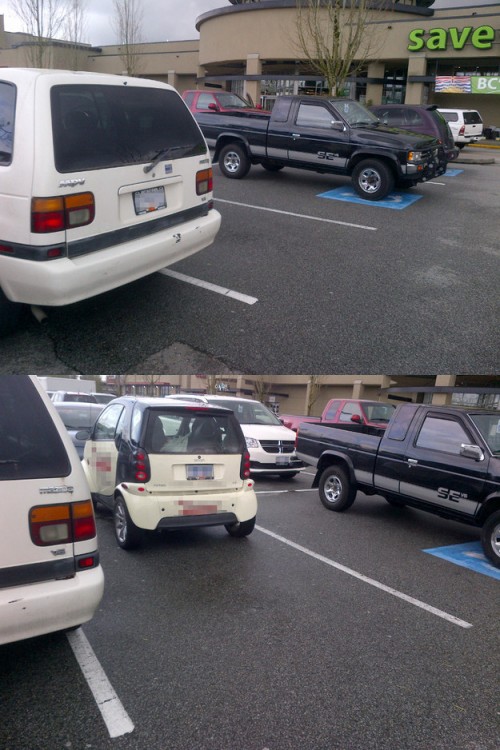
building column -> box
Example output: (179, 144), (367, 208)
(432, 375), (456, 405)
(245, 53), (262, 107)
(366, 62), (385, 105)
(405, 54), (427, 105)
(167, 69), (177, 89)
(352, 379), (365, 399)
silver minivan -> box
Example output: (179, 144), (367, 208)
(0, 69), (221, 336)
(0, 376), (104, 645)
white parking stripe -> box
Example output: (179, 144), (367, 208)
(216, 199), (378, 231)
(67, 628), (135, 738)
(256, 525), (473, 629)
(159, 268), (258, 305)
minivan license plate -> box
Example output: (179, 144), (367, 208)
(187, 465), (214, 480)
(133, 186), (166, 215)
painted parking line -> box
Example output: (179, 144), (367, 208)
(423, 541), (500, 581)
(317, 187), (422, 209)
(256, 525), (472, 628)
(443, 168), (464, 176)
(67, 628), (134, 738)
(159, 268), (258, 305)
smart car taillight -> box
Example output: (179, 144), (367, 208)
(30, 500), (96, 545)
(133, 450), (151, 483)
(240, 451), (251, 479)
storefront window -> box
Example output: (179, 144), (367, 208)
(382, 68), (406, 104)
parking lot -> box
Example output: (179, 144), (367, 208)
(1, 148), (499, 374)
(1, 468), (498, 750)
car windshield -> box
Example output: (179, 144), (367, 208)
(362, 403), (396, 423)
(206, 399), (282, 426)
(331, 99), (379, 127)
(468, 414), (500, 454)
(56, 406), (103, 430)
(216, 93), (253, 109)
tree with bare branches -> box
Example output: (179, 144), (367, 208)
(294, 0), (387, 96)
(10, 0), (70, 67)
(112, 0), (144, 76)
(64, 0), (87, 69)
(306, 376), (324, 415)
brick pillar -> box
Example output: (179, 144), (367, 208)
(366, 62), (385, 105)
(432, 375), (456, 405)
(405, 54), (427, 105)
(245, 53), (262, 107)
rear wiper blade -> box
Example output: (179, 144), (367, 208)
(143, 145), (194, 174)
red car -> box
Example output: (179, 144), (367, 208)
(182, 89), (265, 115)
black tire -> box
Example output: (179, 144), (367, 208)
(318, 465), (356, 512)
(218, 143), (251, 179)
(0, 289), (24, 337)
(261, 161), (284, 172)
(481, 510), (500, 568)
(225, 516), (256, 537)
(457, 143), (465, 150)
(114, 496), (143, 550)
(278, 472), (298, 480)
(352, 159), (394, 201)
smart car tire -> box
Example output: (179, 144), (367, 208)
(114, 496), (143, 550)
(225, 516), (256, 537)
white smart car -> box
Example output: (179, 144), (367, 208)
(0, 376), (104, 645)
(166, 394), (305, 478)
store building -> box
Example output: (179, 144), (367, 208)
(0, 2), (499, 126)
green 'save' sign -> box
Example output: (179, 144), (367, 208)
(408, 25), (495, 52)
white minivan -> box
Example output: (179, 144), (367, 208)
(0, 69), (221, 336)
(166, 394), (305, 478)
(0, 376), (104, 645)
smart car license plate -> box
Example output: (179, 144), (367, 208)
(186, 464), (214, 480)
(133, 186), (166, 215)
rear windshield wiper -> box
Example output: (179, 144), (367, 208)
(143, 144), (197, 174)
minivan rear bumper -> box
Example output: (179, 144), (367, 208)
(0, 566), (104, 645)
(0, 209), (221, 306)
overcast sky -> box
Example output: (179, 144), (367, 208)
(0, 1), (495, 46)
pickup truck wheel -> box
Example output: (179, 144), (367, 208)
(114, 496), (143, 550)
(219, 144), (251, 179)
(352, 159), (394, 201)
(318, 466), (356, 512)
(481, 510), (500, 568)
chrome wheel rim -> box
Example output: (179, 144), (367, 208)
(324, 475), (342, 503)
(491, 521), (500, 558)
(115, 501), (126, 543)
(223, 151), (241, 174)
(359, 167), (381, 194)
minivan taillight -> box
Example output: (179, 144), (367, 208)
(29, 500), (96, 546)
(31, 193), (95, 233)
(196, 168), (213, 195)
(240, 451), (251, 479)
(132, 449), (151, 483)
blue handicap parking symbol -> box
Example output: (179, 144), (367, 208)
(317, 187), (422, 209)
(444, 168), (464, 177)
(423, 541), (500, 580)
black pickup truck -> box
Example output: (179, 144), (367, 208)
(295, 403), (500, 566)
(194, 95), (447, 200)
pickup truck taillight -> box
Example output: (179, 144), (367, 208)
(31, 193), (95, 233)
(196, 168), (213, 195)
(29, 500), (96, 545)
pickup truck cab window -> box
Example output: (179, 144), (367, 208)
(415, 416), (471, 455)
(323, 400), (341, 421)
(339, 402), (363, 422)
(197, 93), (216, 109)
(296, 104), (335, 129)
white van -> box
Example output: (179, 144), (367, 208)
(166, 394), (305, 478)
(438, 108), (484, 148)
(0, 376), (104, 645)
(0, 69), (221, 336)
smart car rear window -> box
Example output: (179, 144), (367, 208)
(0, 377), (71, 480)
(51, 84), (207, 172)
(0, 81), (16, 166)
(143, 410), (244, 454)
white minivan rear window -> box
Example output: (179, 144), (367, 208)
(51, 84), (207, 172)
(0, 81), (16, 166)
